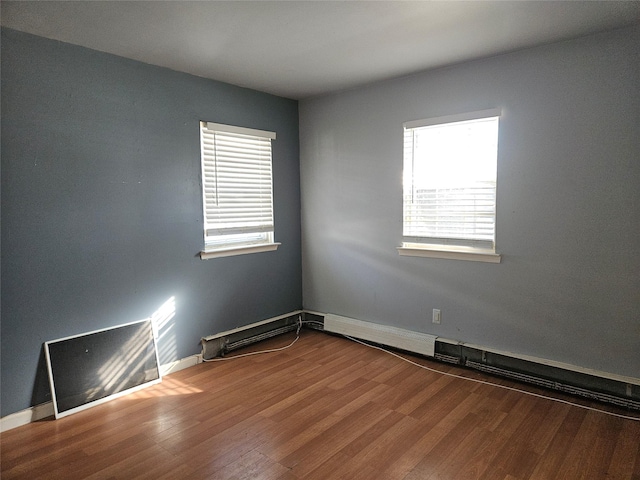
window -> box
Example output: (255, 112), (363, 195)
(399, 109), (501, 263)
(199, 121), (279, 259)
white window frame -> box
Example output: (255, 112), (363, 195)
(398, 109), (502, 263)
(199, 121), (280, 259)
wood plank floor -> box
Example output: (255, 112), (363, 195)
(2, 329), (640, 479)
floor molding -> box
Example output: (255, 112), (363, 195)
(1, 353), (202, 432)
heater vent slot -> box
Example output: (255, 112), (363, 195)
(434, 353), (461, 365)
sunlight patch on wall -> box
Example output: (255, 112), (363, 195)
(152, 296), (178, 363)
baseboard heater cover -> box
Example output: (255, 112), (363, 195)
(201, 311), (303, 360)
(323, 314), (436, 358)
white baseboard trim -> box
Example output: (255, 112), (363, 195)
(1, 353), (203, 433)
(0, 402), (55, 433)
(160, 353), (202, 376)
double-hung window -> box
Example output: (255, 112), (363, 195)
(199, 121), (279, 259)
(399, 109), (501, 263)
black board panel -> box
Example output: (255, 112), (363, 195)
(45, 319), (161, 418)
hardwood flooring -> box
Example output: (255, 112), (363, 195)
(2, 329), (639, 479)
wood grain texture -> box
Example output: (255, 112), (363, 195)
(2, 329), (639, 479)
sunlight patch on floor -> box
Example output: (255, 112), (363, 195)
(128, 376), (203, 399)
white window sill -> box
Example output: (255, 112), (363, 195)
(200, 243), (280, 260)
(397, 244), (501, 263)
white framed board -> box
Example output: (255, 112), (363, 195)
(44, 318), (161, 419)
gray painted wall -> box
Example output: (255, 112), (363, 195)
(1, 28), (302, 417)
(300, 26), (640, 380)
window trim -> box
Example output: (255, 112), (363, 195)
(200, 242), (281, 260)
(397, 244), (501, 263)
(403, 108), (501, 130)
(401, 108), (501, 262)
(199, 121), (279, 259)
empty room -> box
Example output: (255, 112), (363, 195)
(1, 1), (639, 479)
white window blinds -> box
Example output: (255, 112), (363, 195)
(403, 110), (499, 247)
(200, 122), (276, 250)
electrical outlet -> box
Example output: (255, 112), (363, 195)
(432, 309), (441, 324)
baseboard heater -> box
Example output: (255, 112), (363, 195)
(434, 341), (640, 411)
(201, 311), (303, 360)
(464, 360), (640, 410)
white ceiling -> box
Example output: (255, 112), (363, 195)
(2, 1), (639, 99)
